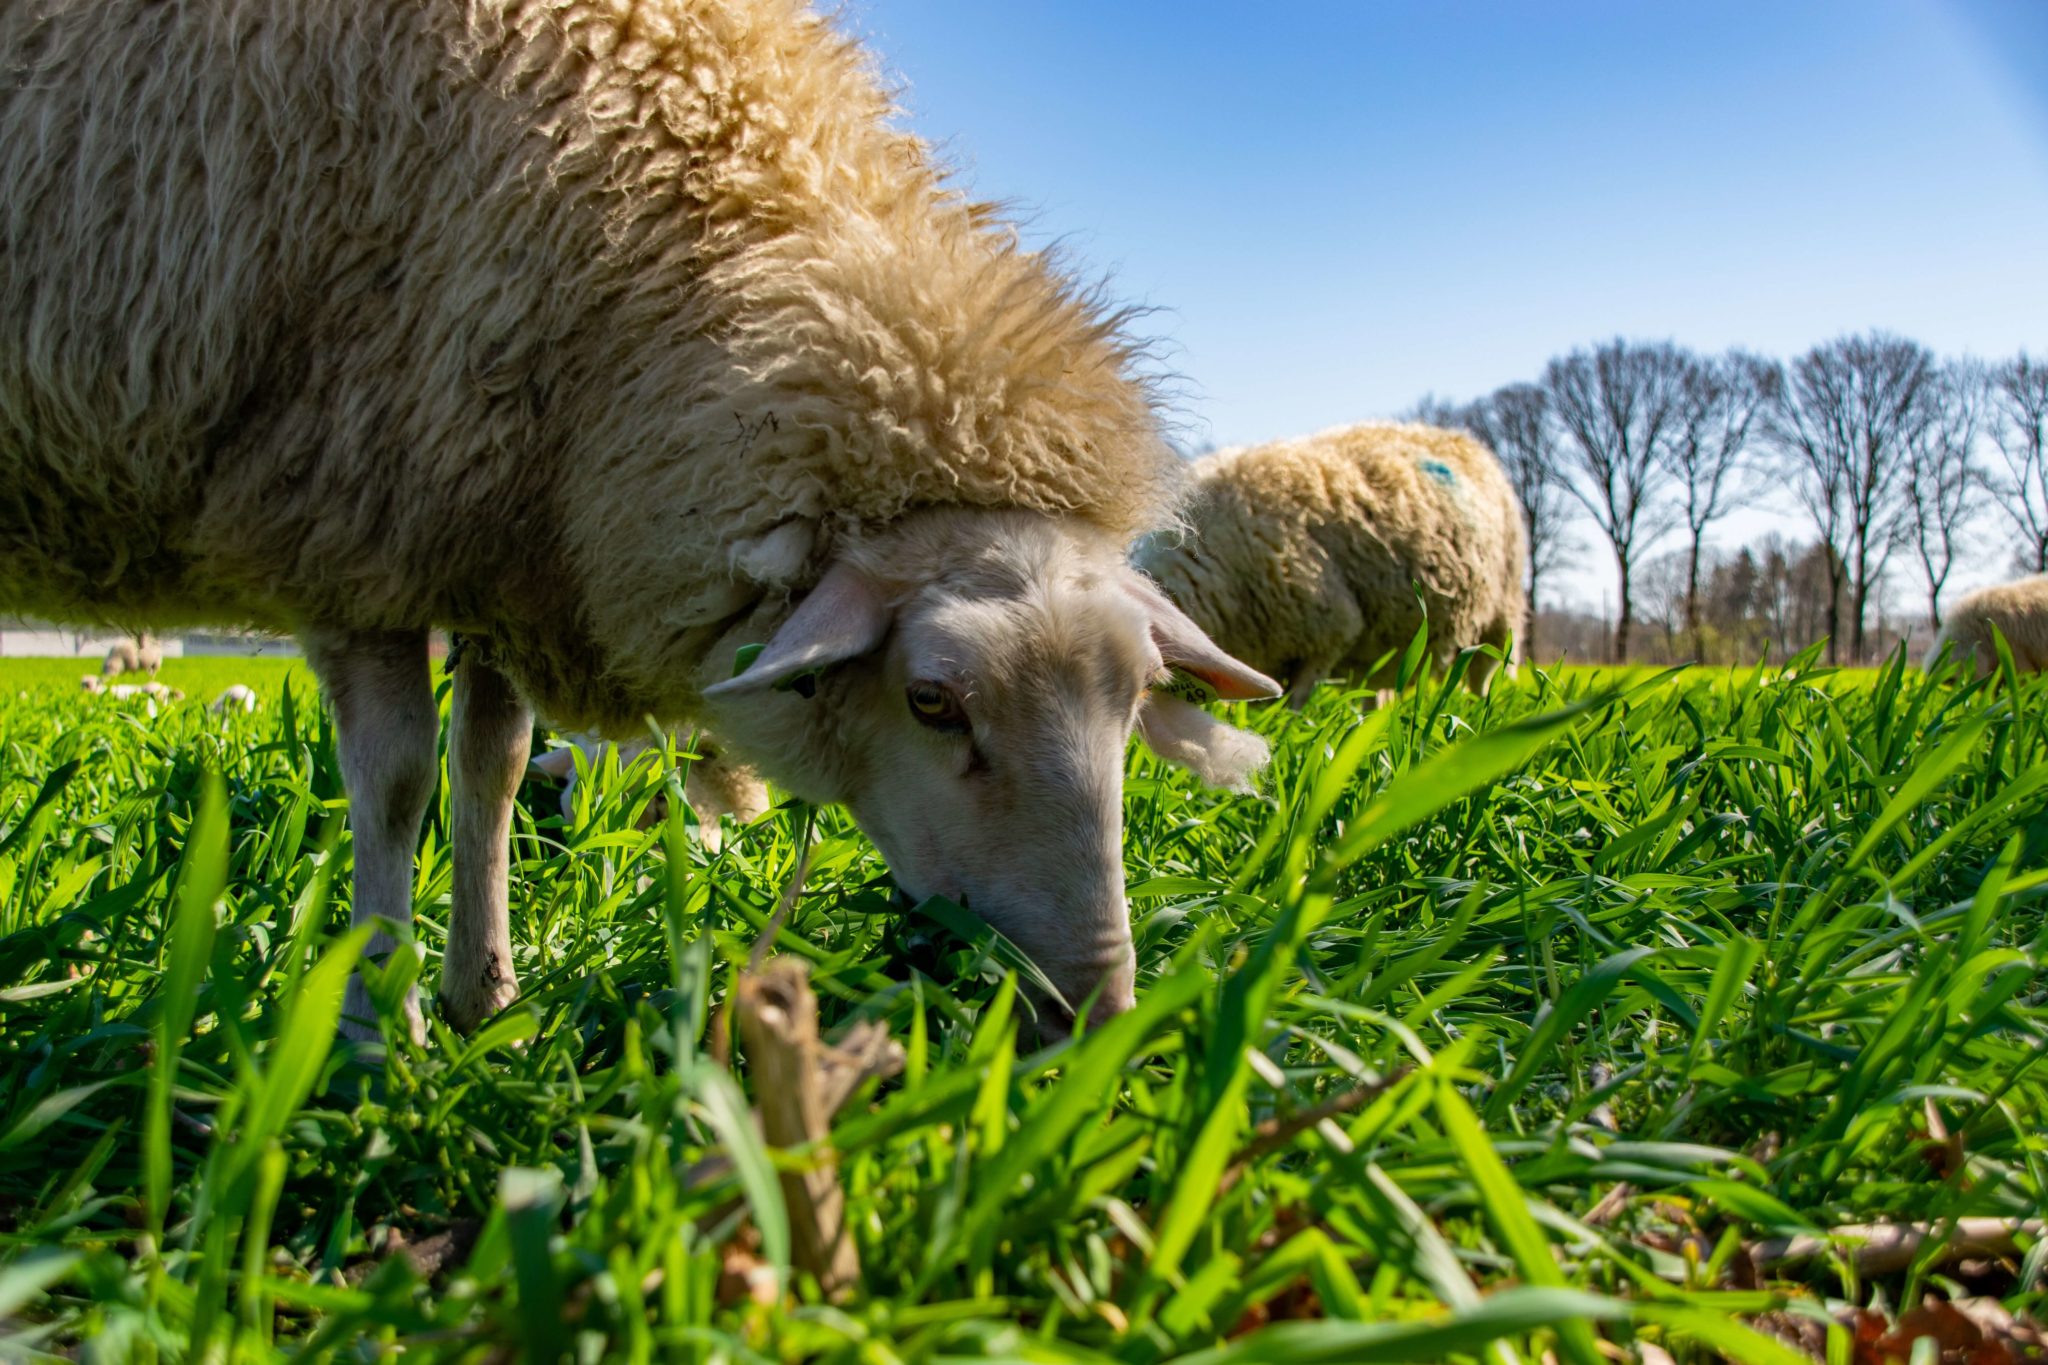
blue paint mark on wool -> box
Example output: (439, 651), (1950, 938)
(1420, 459), (1457, 487)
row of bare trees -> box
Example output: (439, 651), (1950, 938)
(1534, 536), (1876, 667)
(1419, 333), (2048, 664)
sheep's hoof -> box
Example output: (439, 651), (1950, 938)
(437, 975), (519, 1036)
(340, 976), (427, 1047)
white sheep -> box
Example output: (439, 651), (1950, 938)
(87, 679), (184, 718)
(1926, 575), (2048, 675)
(1139, 422), (1527, 708)
(0, 0), (1278, 1040)
(101, 635), (163, 677)
(528, 732), (771, 854)
(99, 680), (183, 703)
(210, 684), (260, 714)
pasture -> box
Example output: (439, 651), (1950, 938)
(0, 647), (2043, 1361)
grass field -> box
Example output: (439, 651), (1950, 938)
(0, 643), (2044, 1362)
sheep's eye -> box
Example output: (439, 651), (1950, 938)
(907, 681), (968, 733)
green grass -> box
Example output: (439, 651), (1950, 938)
(0, 654), (306, 702)
(0, 645), (2044, 1362)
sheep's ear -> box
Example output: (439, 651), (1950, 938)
(1121, 573), (1281, 702)
(704, 562), (891, 698)
(529, 745), (579, 780)
(1137, 694), (1270, 792)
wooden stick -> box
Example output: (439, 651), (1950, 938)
(734, 959), (898, 1299)
(1583, 1181), (1635, 1228)
(1218, 1069), (1409, 1192)
(815, 1018), (906, 1116)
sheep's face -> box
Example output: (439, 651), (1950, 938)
(704, 512), (1278, 1031)
(841, 568), (1159, 1028)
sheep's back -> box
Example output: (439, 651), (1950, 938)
(0, 0), (1182, 725)
(1190, 423), (1520, 674)
(0, 2), (690, 638)
(1945, 575), (2048, 672)
(0, 2), (513, 624)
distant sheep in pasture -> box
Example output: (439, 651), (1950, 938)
(1138, 422), (1527, 708)
(529, 732), (771, 853)
(82, 678), (183, 703)
(80, 678), (184, 717)
(1926, 575), (2048, 675)
(101, 635), (162, 676)
(210, 684), (260, 714)
(113, 681), (182, 702)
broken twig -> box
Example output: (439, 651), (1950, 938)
(734, 958), (903, 1298)
(1219, 1069), (1409, 1192)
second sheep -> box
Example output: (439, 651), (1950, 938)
(1139, 422), (1527, 708)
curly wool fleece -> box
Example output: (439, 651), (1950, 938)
(1139, 422), (1527, 696)
(1928, 574), (2048, 675)
(0, 0), (1181, 727)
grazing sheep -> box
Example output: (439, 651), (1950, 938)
(210, 684), (260, 714)
(88, 679), (184, 717)
(1926, 575), (2048, 675)
(78, 674), (103, 694)
(1139, 422), (1527, 708)
(101, 635), (163, 677)
(529, 733), (771, 853)
(0, 0), (1278, 1040)
(105, 681), (184, 702)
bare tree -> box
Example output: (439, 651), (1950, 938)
(1634, 548), (1695, 661)
(1462, 383), (1572, 658)
(1703, 545), (1764, 659)
(1743, 535), (1845, 663)
(1660, 351), (1774, 660)
(1543, 339), (1687, 662)
(1402, 393), (1465, 429)
(1904, 361), (1984, 628)
(1985, 353), (2048, 573)
(1766, 364), (1847, 662)
(1765, 332), (1935, 663)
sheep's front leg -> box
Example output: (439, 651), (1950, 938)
(303, 628), (438, 1043)
(682, 746), (772, 853)
(1284, 669), (1325, 712)
(440, 647), (531, 1033)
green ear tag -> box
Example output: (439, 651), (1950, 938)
(732, 642), (822, 697)
(1158, 668), (1219, 705)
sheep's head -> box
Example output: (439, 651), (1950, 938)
(702, 510), (1277, 1032)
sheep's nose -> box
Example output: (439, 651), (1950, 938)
(1086, 979), (1136, 1026)
(1078, 940), (1136, 1027)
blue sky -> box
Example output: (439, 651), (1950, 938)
(846, 1), (2048, 611)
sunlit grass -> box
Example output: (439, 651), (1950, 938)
(0, 644), (2042, 1361)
